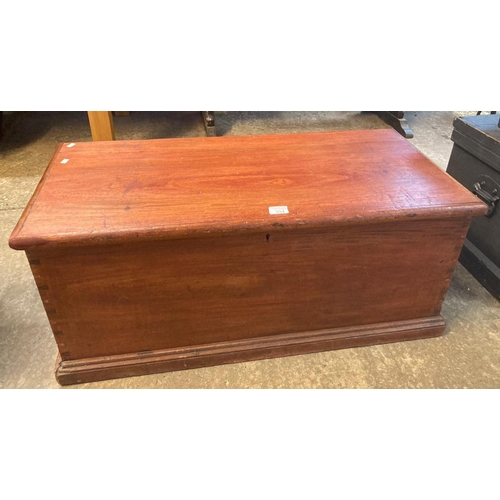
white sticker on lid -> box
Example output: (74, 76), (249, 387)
(60, 159), (69, 164)
(269, 206), (289, 215)
(67, 143), (76, 148)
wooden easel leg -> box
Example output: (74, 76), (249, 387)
(87, 111), (116, 141)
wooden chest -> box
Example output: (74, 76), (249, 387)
(9, 130), (487, 385)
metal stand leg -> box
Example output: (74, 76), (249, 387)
(376, 111), (414, 139)
(201, 111), (216, 136)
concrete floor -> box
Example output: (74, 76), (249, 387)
(1, 111), (499, 389)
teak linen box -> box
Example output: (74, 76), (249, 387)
(9, 130), (487, 385)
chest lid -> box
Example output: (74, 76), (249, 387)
(9, 129), (487, 250)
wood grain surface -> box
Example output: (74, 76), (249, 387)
(9, 129), (488, 384)
(27, 217), (469, 362)
(55, 316), (446, 385)
(9, 129), (486, 251)
(87, 111), (115, 141)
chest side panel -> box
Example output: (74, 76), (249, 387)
(30, 217), (470, 360)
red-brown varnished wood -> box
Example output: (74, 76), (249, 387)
(27, 218), (469, 362)
(9, 130), (486, 250)
(9, 129), (488, 385)
(55, 317), (446, 385)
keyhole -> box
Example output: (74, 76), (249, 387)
(266, 234), (270, 242)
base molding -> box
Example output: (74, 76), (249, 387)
(55, 316), (445, 385)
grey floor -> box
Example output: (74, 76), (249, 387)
(1, 111), (499, 389)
